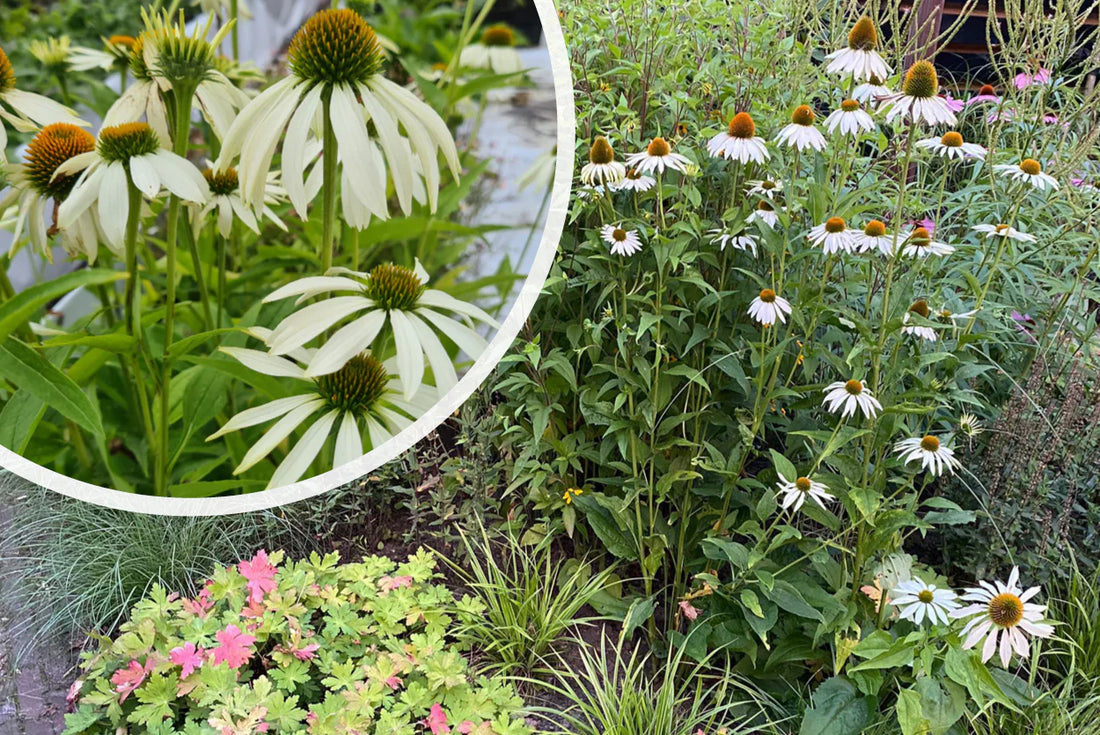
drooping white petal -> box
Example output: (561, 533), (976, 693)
(220, 346), (307, 378)
(389, 308), (425, 399)
(128, 154), (162, 198)
(266, 296), (370, 355)
(407, 312), (457, 394)
(417, 289), (498, 325)
(263, 276), (364, 303)
(415, 308), (489, 358)
(333, 411), (363, 468)
(281, 83), (324, 216)
(267, 408), (340, 488)
(304, 310), (387, 377)
(98, 163), (130, 248)
(234, 398), (325, 474)
(207, 394), (318, 440)
(147, 150), (210, 203)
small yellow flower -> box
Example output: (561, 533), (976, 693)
(562, 487), (584, 504)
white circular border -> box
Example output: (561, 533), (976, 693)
(0, 0), (575, 516)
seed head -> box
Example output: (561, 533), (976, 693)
(795, 477), (812, 491)
(864, 220), (886, 237)
(840, 99), (861, 112)
(97, 122), (160, 163)
(791, 104), (815, 126)
(203, 167), (239, 196)
(0, 46), (15, 94)
(23, 123), (96, 200)
(919, 435), (940, 452)
(646, 137), (671, 157)
(728, 112), (756, 139)
(988, 592), (1024, 627)
(287, 8), (384, 87)
(825, 216), (846, 233)
(903, 61), (939, 99)
(588, 136), (614, 165)
(977, 83), (995, 96)
(844, 379), (863, 395)
(918, 589), (935, 603)
(759, 288), (776, 303)
(940, 131), (963, 147)
(848, 16), (878, 51)
(1020, 159), (1042, 175)
(480, 24), (516, 47)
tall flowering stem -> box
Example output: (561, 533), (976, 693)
(122, 178), (157, 461)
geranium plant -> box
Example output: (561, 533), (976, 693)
(63, 548), (532, 735)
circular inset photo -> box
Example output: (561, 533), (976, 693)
(0, 0), (572, 512)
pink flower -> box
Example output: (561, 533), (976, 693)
(293, 643), (320, 661)
(458, 723), (475, 734)
(425, 703), (450, 734)
(940, 93), (964, 113)
(384, 675), (403, 690)
(242, 599), (267, 618)
(1015, 68), (1051, 89)
(239, 550), (278, 604)
(679, 600), (700, 621)
(169, 642), (206, 678)
(258, 724), (269, 733)
(110, 660), (153, 702)
(212, 625), (257, 669)
(378, 575), (413, 593)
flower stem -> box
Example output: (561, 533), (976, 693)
(230, 0), (240, 61)
(122, 179), (156, 475)
(320, 90), (339, 272)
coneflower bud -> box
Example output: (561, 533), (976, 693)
(848, 16), (879, 51)
(902, 60), (939, 99)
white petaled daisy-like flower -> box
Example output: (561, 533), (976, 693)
(0, 123), (100, 262)
(191, 166), (287, 238)
(29, 36), (72, 75)
(958, 412), (984, 437)
(709, 228), (758, 255)
(880, 61), (957, 126)
(808, 216), (856, 255)
(777, 475), (835, 512)
(901, 227), (954, 258)
(262, 261), (498, 398)
(825, 16), (892, 81)
(892, 580), (959, 625)
(707, 112), (770, 165)
(747, 200), (782, 229)
(852, 219), (897, 255)
(625, 137), (691, 175)
(852, 75), (893, 108)
(901, 300), (938, 342)
(210, 334), (435, 488)
(937, 305), (977, 327)
(580, 136), (625, 187)
(612, 167), (656, 192)
(824, 99), (875, 136)
(972, 223), (1036, 242)
(459, 23), (524, 74)
(745, 178), (782, 199)
(823, 379), (882, 419)
(107, 12), (248, 146)
(56, 122), (210, 253)
(68, 35), (138, 73)
(216, 9), (460, 221)
(952, 567), (1054, 667)
(994, 159), (1059, 191)
(0, 44), (86, 159)
(894, 434), (960, 476)
(748, 288), (791, 327)
(601, 224), (643, 257)
(916, 130), (987, 160)
(775, 105), (827, 152)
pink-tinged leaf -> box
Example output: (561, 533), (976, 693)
(212, 624), (257, 669)
(378, 575), (413, 593)
(242, 599), (267, 618)
(457, 722), (474, 734)
(679, 600), (700, 621)
(169, 642), (206, 678)
(66, 679), (83, 708)
(238, 549), (278, 603)
(384, 675), (402, 690)
(182, 586), (214, 616)
(425, 703), (450, 734)
(293, 643), (320, 661)
(110, 660), (152, 702)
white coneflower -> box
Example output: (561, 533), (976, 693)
(824, 99), (875, 136)
(852, 75), (893, 108)
(0, 45), (86, 159)
(916, 130), (986, 160)
(822, 379), (882, 419)
(68, 35), (137, 73)
(938, 305), (977, 327)
(747, 199), (782, 229)
(994, 159), (1059, 191)
(0, 123), (100, 261)
(958, 412), (984, 437)
(210, 338), (434, 488)
(777, 475), (835, 512)
(459, 23), (523, 74)
(748, 288), (791, 326)
(892, 580), (959, 625)
(880, 61), (957, 126)
(776, 105), (827, 152)
(262, 262), (498, 397)
(612, 167), (656, 192)
(707, 112), (769, 164)
(106, 12), (247, 145)
(852, 219), (896, 255)
(807, 216), (856, 255)
(900, 300), (937, 342)
(971, 223), (1036, 242)
(216, 9), (460, 220)
(894, 434), (960, 475)
(745, 178), (782, 199)
(580, 136), (625, 187)
(191, 166), (286, 238)
(56, 122), (210, 252)
(825, 16), (891, 81)
(709, 228), (757, 255)
(601, 224), (643, 256)
(625, 136), (691, 175)
(952, 567), (1054, 667)
(901, 227), (953, 258)
(29, 36), (73, 76)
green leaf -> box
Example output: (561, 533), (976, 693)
(0, 389), (47, 453)
(41, 331), (136, 353)
(166, 479), (267, 497)
(769, 448), (797, 482)
(574, 495), (637, 560)
(849, 631), (914, 672)
(896, 687), (929, 735)
(915, 677), (966, 733)
(0, 338), (103, 436)
(799, 677), (875, 735)
(620, 594), (656, 641)
(0, 269), (125, 344)
(763, 579), (824, 622)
